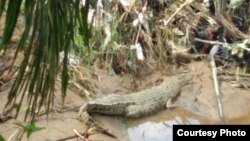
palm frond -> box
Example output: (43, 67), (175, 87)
(0, 0), (22, 50)
(0, 0), (89, 120)
(0, 0), (7, 18)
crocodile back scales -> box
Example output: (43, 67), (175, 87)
(84, 74), (192, 118)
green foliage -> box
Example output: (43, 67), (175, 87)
(0, 0), (90, 120)
(0, 0), (22, 50)
(74, 28), (85, 52)
(0, 0), (7, 18)
(14, 121), (45, 138)
(0, 135), (5, 141)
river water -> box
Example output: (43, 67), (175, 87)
(126, 107), (250, 141)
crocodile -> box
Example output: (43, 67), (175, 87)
(78, 74), (192, 118)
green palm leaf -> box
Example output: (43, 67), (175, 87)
(0, 0), (7, 18)
(0, 135), (5, 141)
(0, 0), (90, 120)
(14, 121), (45, 138)
(0, 0), (22, 50)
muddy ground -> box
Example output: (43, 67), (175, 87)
(1, 60), (250, 141)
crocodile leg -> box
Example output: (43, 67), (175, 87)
(166, 98), (176, 109)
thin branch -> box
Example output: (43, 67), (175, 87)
(210, 55), (225, 123)
(74, 129), (86, 140)
(195, 38), (228, 45)
(165, 0), (194, 26)
(55, 132), (87, 141)
(7, 129), (20, 141)
(194, 38), (250, 52)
